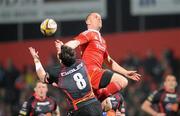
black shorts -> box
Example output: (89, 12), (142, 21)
(70, 100), (103, 116)
(99, 70), (114, 88)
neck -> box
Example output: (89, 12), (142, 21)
(88, 28), (99, 32)
(87, 26), (100, 31)
(165, 88), (175, 93)
(39, 96), (46, 100)
(34, 93), (46, 101)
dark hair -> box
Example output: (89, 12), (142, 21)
(59, 45), (76, 67)
(163, 74), (176, 82)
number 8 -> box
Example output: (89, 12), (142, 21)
(73, 73), (87, 90)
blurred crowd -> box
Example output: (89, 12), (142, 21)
(0, 48), (179, 116)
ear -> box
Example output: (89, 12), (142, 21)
(86, 19), (91, 25)
(34, 87), (36, 92)
(163, 82), (166, 87)
(175, 82), (178, 87)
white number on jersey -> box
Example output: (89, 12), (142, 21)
(73, 73), (87, 90)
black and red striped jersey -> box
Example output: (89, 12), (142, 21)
(19, 93), (57, 116)
(147, 88), (180, 116)
(46, 59), (95, 110)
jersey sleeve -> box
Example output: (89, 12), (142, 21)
(147, 90), (161, 104)
(18, 97), (33, 116)
(75, 31), (90, 44)
(45, 65), (61, 84)
(104, 50), (109, 59)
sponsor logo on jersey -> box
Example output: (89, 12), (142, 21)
(37, 101), (50, 106)
(166, 93), (177, 98)
(61, 62), (83, 76)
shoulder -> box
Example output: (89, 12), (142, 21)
(147, 89), (164, 101)
(21, 96), (35, 108)
(80, 30), (96, 38)
(152, 89), (164, 95)
(75, 59), (86, 67)
(47, 96), (57, 104)
(27, 95), (35, 103)
(81, 30), (91, 35)
(76, 59), (84, 64)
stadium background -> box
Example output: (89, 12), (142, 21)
(0, 0), (180, 115)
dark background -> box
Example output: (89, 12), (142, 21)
(0, 0), (180, 42)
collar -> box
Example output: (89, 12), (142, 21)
(88, 29), (102, 39)
(33, 93), (47, 101)
(88, 29), (100, 34)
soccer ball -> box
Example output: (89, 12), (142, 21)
(40, 18), (57, 36)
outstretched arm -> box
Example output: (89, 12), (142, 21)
(104, 55), (141, 81)
(65, 39), (80, 49)
(28, 47), (46, 82)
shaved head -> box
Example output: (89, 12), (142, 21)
(85, 12), (102, 31)
(86, 12), (100, 21)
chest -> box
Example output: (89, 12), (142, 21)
(88, 35), (107, 52)
(32, 100), (54, 114)
(162, 93), (178, 104)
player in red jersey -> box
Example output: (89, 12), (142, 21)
(55, 12), (141, 98)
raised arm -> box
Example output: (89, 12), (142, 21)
(28, 47), (46, 82)
(54, 105), (61, 116)
(104, 55), (141, 81)
(65, 39), (80, 49)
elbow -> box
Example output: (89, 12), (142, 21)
(141, 101), (149, 111)
(141, 103), (145, 111)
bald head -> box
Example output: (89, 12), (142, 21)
(85, 12), (102, 31)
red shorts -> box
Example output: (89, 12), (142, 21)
(88, 68), (106, 89)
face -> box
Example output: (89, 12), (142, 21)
(164, 75), (177, 91)
(86, 13), (102, 30)
(34, 82), (48, 99)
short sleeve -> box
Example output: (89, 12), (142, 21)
(104, 50), (109, 59)
(18, 97), (34, 116)
(147, 90), (161, 104)
(75, 31), (90, 44)
(46, 65), (61, 84)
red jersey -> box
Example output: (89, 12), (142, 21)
(75, 29), (109, 72)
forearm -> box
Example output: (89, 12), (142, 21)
(55, 106), (61, 116)
(105, 57), (127, 76)
(33, 58), (46, 82)
(65, 40), (80, 49)
(141, 102), (158, 116)
(111, 61), (128, 75)
(142, 107), (158, 116)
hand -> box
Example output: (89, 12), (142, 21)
(124, 71), (141, 81)
(115, 109), (122, 116)
(28, 47), (39, 60)
(55, 40), (63, 54)
(155, 113), (166, 116)
(101, 97), (112, 112)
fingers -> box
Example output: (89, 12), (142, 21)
(127, 70), (142, 81)
(130, 71), (137, 73)
(28, 47), (33, 51)
(130, 74), (142, 81)
(55, 40), (63, 45)
(28, 47), (39, 59)
(55, 40), (64, 51)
